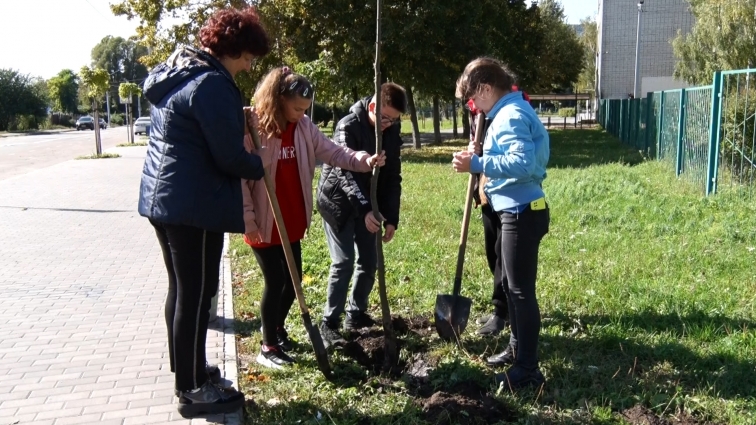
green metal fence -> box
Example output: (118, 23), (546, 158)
(599, 69), (756, 197)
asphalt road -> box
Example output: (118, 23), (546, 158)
(0, 128), (135, 181)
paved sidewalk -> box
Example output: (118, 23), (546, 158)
(0, 146), (241, 424)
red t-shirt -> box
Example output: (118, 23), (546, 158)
(247, 122), (307, 248)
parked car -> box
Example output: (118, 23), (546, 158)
(76, 116), (107, 130)
(134, 117), (151, 135)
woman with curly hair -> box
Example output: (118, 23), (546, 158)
(138, 6), (270, 418)
(241, 67), (385, 369)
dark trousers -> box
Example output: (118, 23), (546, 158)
(322, 216), (377, 326)
(499, 207), (550, 370)
(481, 204), (508, 318)
(151, 220), (224, 392)
(251, 242), (302, 346)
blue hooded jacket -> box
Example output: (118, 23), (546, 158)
(469, 91), (549, 212)
(138, 46), (264, 233)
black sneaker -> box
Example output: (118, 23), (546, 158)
(260, 326), (295, 351)
(256, 344), (295, 369)
(344, 312), (376, 330)
(174, 364), (223, 397)
(276, 327), (294, 352)
(477, 314), (508, 336)
(495, 365), (545, 390)
(476, 314), (494, 325)
(319, 322), (347, 349)
(486, 345), (516, 367)
(177, 380), (245, 418)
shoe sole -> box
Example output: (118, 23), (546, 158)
(256, 353), (291, 370)
(477, 328), (503, 336)
(174, 368), (224, 397)
(176, 397), (245, 418)
(486, 357), (514, 367)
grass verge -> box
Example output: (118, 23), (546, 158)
(75, 152), (121, 160)
(231, 128), (756, 424)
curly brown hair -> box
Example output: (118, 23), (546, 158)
(455, 57), (516, 100)
(199, 7), (270, 59)
(254, 67), (313, 137)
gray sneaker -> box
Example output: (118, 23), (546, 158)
(319, 322), (346, 349)
(477, 314), (508, 336)
(177, 380), (244, 418)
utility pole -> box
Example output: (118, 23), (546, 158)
(633, 0), (645, 99)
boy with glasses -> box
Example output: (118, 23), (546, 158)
(315, 83), (407, 347)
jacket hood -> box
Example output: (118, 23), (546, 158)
(349, 96), (373, 122)
(143, 46), (232, 104)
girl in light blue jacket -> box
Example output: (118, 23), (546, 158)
(452, 57), (550, 390)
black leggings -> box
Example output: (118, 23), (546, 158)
(481, 204), (508, 317)
(499, 207), (549, 370)
(151, 219), (224, 392)
(252, 242), (302, 346)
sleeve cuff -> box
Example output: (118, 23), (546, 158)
(470, 155), (484, 174)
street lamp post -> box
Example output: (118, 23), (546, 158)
(633, 0), (645, 99)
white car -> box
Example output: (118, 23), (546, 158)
(134, 117), (151, 135)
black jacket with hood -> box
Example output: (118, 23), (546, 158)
(316, 97), (403, 232)
(138, 46), (264, 233)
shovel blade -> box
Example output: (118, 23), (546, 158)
(434, 294), (472, 341)
(301, 311), (332, 380)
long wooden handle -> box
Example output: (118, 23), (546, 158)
(452, 112), (487, 297)
(246, 120), (310, 315)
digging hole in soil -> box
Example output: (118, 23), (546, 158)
(339, 315), (515, 423)
(621, 405), (718, 425)
(419, 381), (514, 425)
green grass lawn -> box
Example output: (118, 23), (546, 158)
(230, 128), (756, 424)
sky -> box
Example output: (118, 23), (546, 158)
(0, 0), (597, 80)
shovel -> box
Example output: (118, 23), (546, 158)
(245, 117), (332, 379)
(434, 111), (486, 341)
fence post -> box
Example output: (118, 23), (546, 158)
(706, 71), (724, 195)
(619, 100), (625, 142)
(676, 89), (687, 176)
(657, 91), (665, 160)
(645, 92), (654, 154)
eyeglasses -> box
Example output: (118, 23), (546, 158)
(380, 113), (401, 125)
(280, 80), (314, 98)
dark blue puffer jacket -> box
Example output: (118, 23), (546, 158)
(138, 46), (264, 233)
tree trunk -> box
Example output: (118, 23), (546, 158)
(406, 86), (421, 149)
(462, 107), (470, 140)
(432, 95), (441, 144)
(93, 101), (102, 155)
(126, 103), (132, 144)
(352, 86), (359, 103)
(452, 99), (458, 139)
(331, 105), (338, 135)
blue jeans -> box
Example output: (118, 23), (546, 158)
(322, 215), (377, 326)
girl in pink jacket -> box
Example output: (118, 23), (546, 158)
(242, 67), (384, 369)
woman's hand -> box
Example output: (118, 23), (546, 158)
(244, 228), (263, 245)
(452, 151), (474, 173)
(368, 150), (386, 168)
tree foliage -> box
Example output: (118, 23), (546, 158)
(673, 0), (756, 84)
(91, 35), (149, 112)
(577, 16), (597, 95)
(0, 69), (49, 131)
(48, 69), (80, 114)
(530, 0), (584, 93)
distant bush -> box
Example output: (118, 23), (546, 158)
(110, 113), (124, 126)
